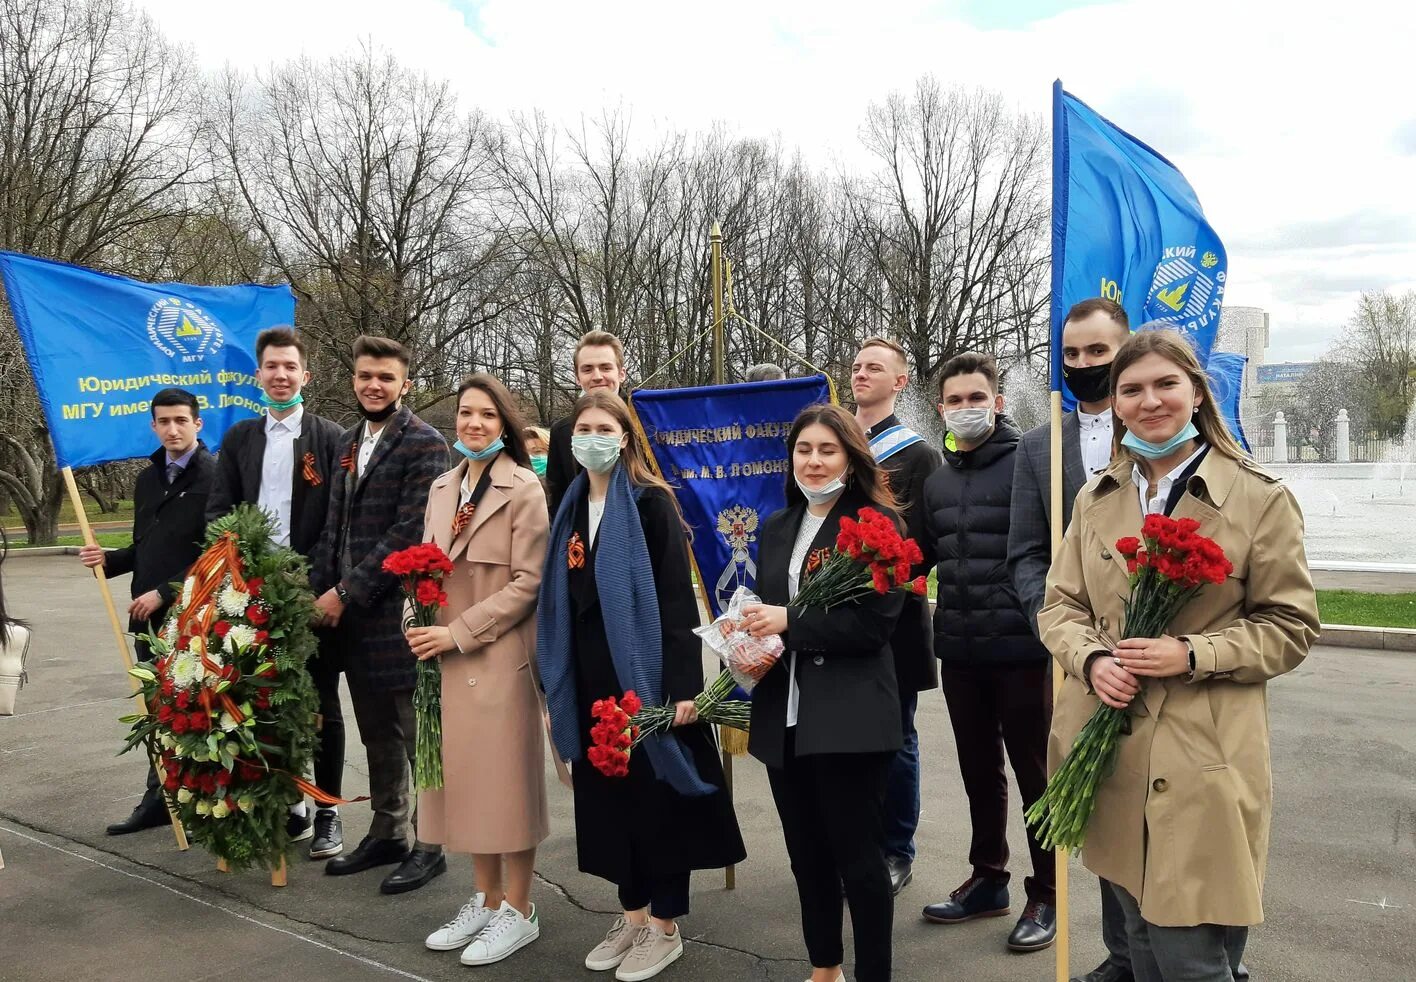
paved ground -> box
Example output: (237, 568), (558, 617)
(2, 559), (1413, 981)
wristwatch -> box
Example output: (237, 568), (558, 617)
(334, 583), (350, 605)
(1184, 638), (1197, 679)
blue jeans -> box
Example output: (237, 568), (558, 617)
(882, 689), (920, 861)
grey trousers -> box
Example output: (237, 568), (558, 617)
(345, 675), (435, 849)
(1109, 882), (1248, 982)
(1100, 877), (1133, 970)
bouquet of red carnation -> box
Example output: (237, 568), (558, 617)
(383, 543), (455, 790)
(587, 672), (752, 778)
(797, 506), (928, 607)
(1026, 515), (1232, 851)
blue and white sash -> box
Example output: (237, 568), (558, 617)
(869, 423), (924, 462)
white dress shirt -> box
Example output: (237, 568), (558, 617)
(1132, 442), (1208, 515)
(357, 420), (385, 477)
(588, 498), (606, 547)
(784, 510), (827, 728)
(258, 406), (303, 547)
(1077, 409), (1114, 479)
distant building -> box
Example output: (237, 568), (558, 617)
(1216, 306), (1270, 431)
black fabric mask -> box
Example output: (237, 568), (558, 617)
(1062, 362), (1112, 404)
(361, 402), (400, 423)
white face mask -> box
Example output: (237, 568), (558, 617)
(943, 406), (995, 443)
(571, 433), (623, 473)
(796, 473), (846, 506)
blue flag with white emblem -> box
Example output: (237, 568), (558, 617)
(1050, 82), (1228, 405)
(0, 250), (295, 468)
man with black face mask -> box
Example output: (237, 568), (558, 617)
(1009, 298), (1131, 981)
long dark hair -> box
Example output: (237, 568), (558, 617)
(784, 403), (898, 512)
(455, 373), (532, 468)
(571, 390), (688, 526)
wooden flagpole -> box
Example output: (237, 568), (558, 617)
(710, 219), (737, 892)
(62, 466), (189, 851)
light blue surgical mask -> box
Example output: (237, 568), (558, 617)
(453, 437), (504, 461)
(530, 454), (548, 477)
(1121, 420), (1200, 460)
(571, 434), (623, 473)
(260, 391), (303, 411)
(796, 474), (846, 507)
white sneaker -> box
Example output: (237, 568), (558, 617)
(460, 900), (540, 966)
(425, 893), (494, 951)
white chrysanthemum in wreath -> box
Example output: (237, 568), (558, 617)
(218, 582), (251, 618)
(224, 624), (257, 654)
(170, 650), (204, 690)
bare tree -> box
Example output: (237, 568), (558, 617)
(1340, 290), (1416, 437)
(0, 0), (197, 543)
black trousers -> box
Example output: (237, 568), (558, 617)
(308, 632), (345, 799)
(939, 663), (1055, 903)
(618, 869), (691, 920)
(767, 734), (894, 982)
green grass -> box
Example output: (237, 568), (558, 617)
(1316, 590), (1416, 629)
(11, 532), (133, 550)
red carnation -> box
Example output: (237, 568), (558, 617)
(245, 578), (263, 595)
(157, 705), (174, 723)
(1115, 537), (1141, 558)
(254, 630), (269, 646)
(245, 604), (269, 627)
(213, 620), (232, 638)
(171, 714), (189, 734)
(415, 578), (444, 607)
(620, 691), (643, 715)
(870, 566), (890, 594)
(911, 576), (928, 596)
(188, 711), (209, 732)
(215, 770), (231, 787)
(175, 690), (190, 710)
(163, 773), (179, 792)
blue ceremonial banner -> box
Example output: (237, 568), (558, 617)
(630, 375), (833, 618)
(0, 251), (294, 469)
(1050, 81), (1228, 406)
(1204, 351), (1250, 453)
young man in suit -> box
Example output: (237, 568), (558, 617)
(311, 335), (449, 894)
(1008, 298), (1133, 982)
(850, 337), (942, 896)
(79, 388), (215, 835)
(206, 326), (348, 860)
(920, 353), (1056, 954)
(545, 330), (624, 517)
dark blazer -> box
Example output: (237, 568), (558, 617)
(869, 414), (943, 693)
(105, 444), (216, 631)
(205, 409), (346, 557)
(1007, 412), (1088, 634)
(748, 488), (905, 770)
(310, 407), (448, 689)
(545, 415), (579, 520)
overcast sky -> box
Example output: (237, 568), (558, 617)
(134, 0), (1416, 364)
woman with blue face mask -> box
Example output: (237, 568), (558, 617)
(1040, 329), (1319, 982)
(741, 403), (907, 982)
(536, 389), (744, 982)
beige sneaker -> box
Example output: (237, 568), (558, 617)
(585, 915), (638, 971)
(614, 923), (684, 981)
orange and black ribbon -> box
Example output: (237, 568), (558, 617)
(452, 502), (475, 536)
(567, 531), (586, 570)
(805, 547), (829, 576)
(302, 451), (322, 487)
(340, 441), (357, 473)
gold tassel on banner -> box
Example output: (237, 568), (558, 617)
(719, 723), (749, 757)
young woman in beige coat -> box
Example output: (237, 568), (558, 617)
(1039, 329), (1319, 982)
(405, 373), (551, 967)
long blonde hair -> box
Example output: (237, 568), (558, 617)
(1109, 327), (1248, 463)
(571, 390), (687, 526)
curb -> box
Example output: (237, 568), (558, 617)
(6, 546), (83, 558)
(1317, 624), (1416, 652)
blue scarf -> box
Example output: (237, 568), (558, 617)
(536, 464), (714, 797)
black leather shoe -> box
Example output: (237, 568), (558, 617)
(923, 876), (1010, 924)
(309, 809), (343, 860)
(325, 835), (409, 876)
(106, 797), (169, 836)
(379, 847), (446, 894)
(886, 855), (914, 897)
(1007, 900), (1057, 952)
(1234, 963), (1250, 980)
(1070, 960), (1135, 982)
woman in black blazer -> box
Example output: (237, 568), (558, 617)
(743, 403), (906, 982)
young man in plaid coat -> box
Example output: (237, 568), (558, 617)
(311, 335), (449, 894)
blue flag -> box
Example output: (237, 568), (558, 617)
(0, 251), (294, 468)
(630, 375), (833, 618)
(1204, 351), (1250, 453)
(1051, 82), (1228, 404)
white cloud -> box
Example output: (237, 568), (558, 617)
(135, 0), (1416, 363)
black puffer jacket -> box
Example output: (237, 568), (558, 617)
(922, 417), (1049, 666)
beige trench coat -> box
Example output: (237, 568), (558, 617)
(1039, 449), (1319, 927)
(416, 454), (551, 855)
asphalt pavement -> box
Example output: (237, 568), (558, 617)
(2, 558), (1413, 981)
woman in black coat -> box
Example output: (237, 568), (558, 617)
(537, 390), (744, 982)
(743, 403), (907, 982)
